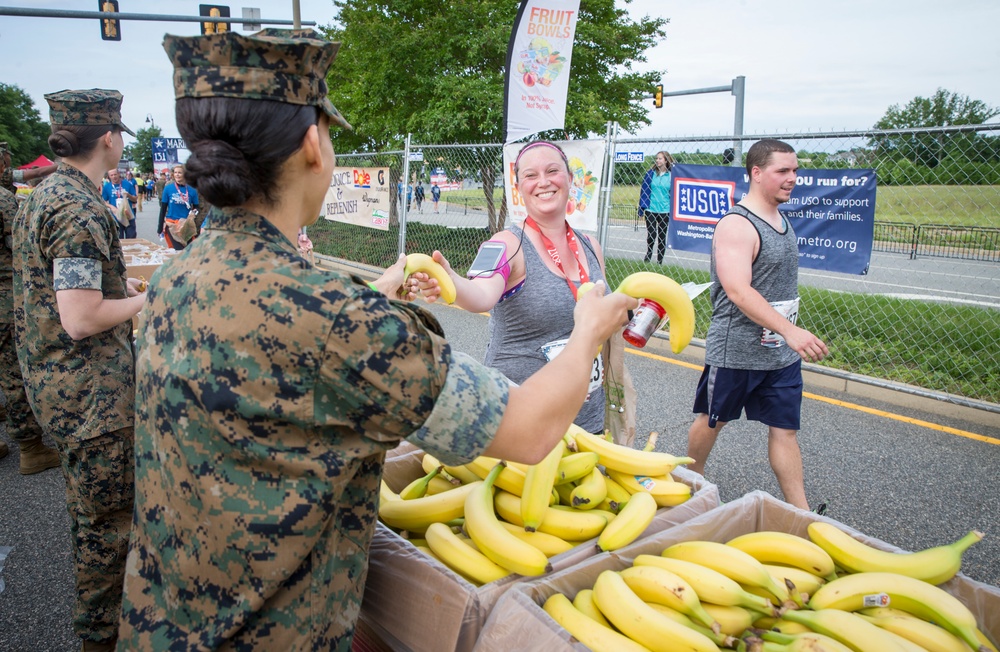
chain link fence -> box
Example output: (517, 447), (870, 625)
(309, 125), (1000, 409)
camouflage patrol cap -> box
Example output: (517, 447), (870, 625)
(44, 89), (135, 137)
(163, 28), (352, 130)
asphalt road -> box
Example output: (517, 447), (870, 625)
(2, 201), (998, 651)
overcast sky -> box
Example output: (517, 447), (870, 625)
(2, 0), (999, 157)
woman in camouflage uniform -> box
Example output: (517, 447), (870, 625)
(117, 29), (633, 651)
(12, 90), (147, 652)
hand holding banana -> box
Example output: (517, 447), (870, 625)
(404, 252), (457, 304)
(614, 272), (696, 354)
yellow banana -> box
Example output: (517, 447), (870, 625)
(463, 462), (550, 577)
(596, 491), (657, 552)
(425, 475), (460, 496)
(542, 592), (652, 652)
(782, 608), (912, 652)
(858, 612), (973, 652)
(494, 489), (607, 541)
(379, 479), (400, 505)
(497, 521), (574, 557)
(420, 452), (463, 485)
(752, 616), (815, 635)
(661, 540), (793, 606)
(424, 522), (511, 586)
(727, 531), (836, 580)
(758, 630), (857, 652)
(602, 471), (632, 512)
(572, 588), (612, 627)
(807, 522), (984, 585)
(605, 468), (692, 507)
(592, 570), (721, 652)
(572, 425), (694, 476)
(615, 271), (695, 353)
(633, 554), (777, 615)
(404, 252), (456, 304)
(554, 451), (600, 485)
(378, 481), (476, 531)
(554, 481), (575, 506)
(644, 603), (738, 649)
(571, 466), (609, 510)
(808, 571), (985, 651)
(521, 440), (565, 531)
(619, 565), (720, 633)
(701, 603), (753, 637)
(398, 465), (443, 500)
(760, 563), (826, 601)
(465, 455), (529, 495)
(441, 462), (481, 485)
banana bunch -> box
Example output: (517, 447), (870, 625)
(538, 531), (997, 652)
(615, 271), (696, 353)
(377, 427), (699, 584)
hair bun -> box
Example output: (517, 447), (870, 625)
(48, 130), (81, 158)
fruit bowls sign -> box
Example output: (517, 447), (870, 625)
(504, 0), (581, 142)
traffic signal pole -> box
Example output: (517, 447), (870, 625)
(661, 76), (746, 166)
(0, 6), (315, 28)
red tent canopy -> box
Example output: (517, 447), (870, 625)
(17, 154), (55, 169)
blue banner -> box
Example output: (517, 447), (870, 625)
(668, 164), (877, 275)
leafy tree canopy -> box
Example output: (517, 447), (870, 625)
(0, 83), (52, 166)
(873, 88), (999, 130)
(323, 0), (667, 151)
(123, 125), (163, 174)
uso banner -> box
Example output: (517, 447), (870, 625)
(668, 164), (877, 275)
(322, 167), (391, 231)
(503, 139), (604, 231)
(503, 0), (581, 142)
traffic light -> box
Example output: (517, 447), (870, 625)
(654, 84), (663, 109)
(99, 0), (121, 41)
(199, 4), (231, 35)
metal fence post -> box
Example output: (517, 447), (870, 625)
(597, 121), (617, 250)
(398, 134), (411, 258)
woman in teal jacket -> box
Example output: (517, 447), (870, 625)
(637, 150), (674, 264)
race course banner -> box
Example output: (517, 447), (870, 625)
(503, 139), (605, 232)
(668, 164), (877, 275)
(322, 166), (391, 231)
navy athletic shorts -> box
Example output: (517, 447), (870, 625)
(693, 359), (803, 430)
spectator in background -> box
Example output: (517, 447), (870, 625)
(637, 150), (674, 264)
(153, 170), (166, 199)
(102, 168), (138, 239)
(158, 163), (200, 249)
(723, 147), (736, 165)
(414, 181), (425, 212)
(132, 171), (144, 212)
(431, 181), (441, 213)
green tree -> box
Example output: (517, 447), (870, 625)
(323, 0), (666, 230)
(870, 89), (999, 168)
(0, 83), (52, 166)
(123, 125), (163, 174)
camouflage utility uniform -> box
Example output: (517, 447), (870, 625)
(13, 161), (135, 644)
(118, 208), (509, 650)
(1, 183), (48, 450)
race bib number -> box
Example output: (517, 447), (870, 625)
(540, 338), (604, 395)
(761, 297), (800, 348)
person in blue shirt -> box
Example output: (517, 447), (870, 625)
(637, 151), (674, 264)
(102, 168), (138, 239)
(158, 164), (200, 249)
(431, 182), (441, 213)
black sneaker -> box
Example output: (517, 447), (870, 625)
(812, 503), (828, 516)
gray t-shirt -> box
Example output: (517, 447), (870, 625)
(484, 225), (606, 433)
(705, 204), (801, 371)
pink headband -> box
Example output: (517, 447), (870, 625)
(513, 141), (569, 171)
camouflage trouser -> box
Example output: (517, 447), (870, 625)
(0, 323), (46, 444)
(58, 426), (135, 644)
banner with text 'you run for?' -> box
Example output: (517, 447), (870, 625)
(504, 0), (581, 142)
(667, 164), (877, 275)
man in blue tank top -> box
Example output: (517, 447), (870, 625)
(685, 139), (829, 511)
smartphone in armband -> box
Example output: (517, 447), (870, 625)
(466, 241), (509, 279)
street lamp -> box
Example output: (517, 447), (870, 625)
(145, 114), (155, 129)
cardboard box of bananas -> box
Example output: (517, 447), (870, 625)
(476, 491), (997, 652)
(360, 428), (721, 652)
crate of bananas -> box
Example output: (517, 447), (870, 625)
(476, 490), (997, 652)
(359, 426), (721, 652)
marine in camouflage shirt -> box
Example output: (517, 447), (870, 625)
(118, 207), (509, 650)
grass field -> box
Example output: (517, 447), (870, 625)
(309, 219), (1000, 404)
(441, 184), (1000, 228)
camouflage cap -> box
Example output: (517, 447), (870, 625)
(44, 89), (135, 137)
(163, 28), (352, 130)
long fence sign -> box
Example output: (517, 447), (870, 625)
(668, 164), (877, 275)
(322, 166), (391, 231)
